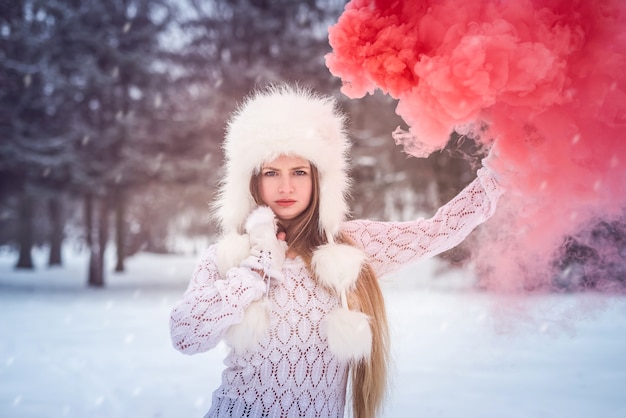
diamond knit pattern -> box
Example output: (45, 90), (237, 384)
(343, 168), (503, 277)
(169, 168), (503, 417)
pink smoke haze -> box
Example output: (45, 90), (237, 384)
(327, 0), (626, 294)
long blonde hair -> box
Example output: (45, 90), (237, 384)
(250, 163), (390, 418)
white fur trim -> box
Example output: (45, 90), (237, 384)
(213, 84), (351, 235)
(242, 206), (287, 282)
(224, 298), (270, 355)
(215, 233), (251, 278)
(312, 243), (366, 293)
(325, 307), (372, 362)
(245, 206), (280, 250)
(245, 206), (276, 234)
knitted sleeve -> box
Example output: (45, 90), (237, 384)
(169, 245), (267, 355)
(343, 168), (504, 277)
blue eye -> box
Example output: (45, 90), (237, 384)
(294, 170), (308, 176)
(263, 170), (277, 177)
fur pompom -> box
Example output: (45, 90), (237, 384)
(216, 233), (251, 278)
(224, 298), (270, 355)
(325, 307), (372, 362)
(312, 243), (366, 293)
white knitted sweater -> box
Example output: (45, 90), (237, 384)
(169, 168), (503, 418)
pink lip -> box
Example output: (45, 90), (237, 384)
(276, 199), (296, 207)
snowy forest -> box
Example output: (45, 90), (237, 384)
(0, 0), (484, 287)
(2, 2), (625, 417)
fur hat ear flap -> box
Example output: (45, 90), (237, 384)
(215, 233), (251, 278)
(312, 243), (366, 293)
(224, 298), (270, 355)
(326, 302), (372, 362)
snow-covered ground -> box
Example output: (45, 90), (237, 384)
(1, 246), (625, 418)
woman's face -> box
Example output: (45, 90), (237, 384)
(259, 155), (313, 224)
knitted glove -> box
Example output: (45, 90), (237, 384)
(240, 206), (287, 283)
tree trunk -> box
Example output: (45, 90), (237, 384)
(85, 194), (93, 247)
(85, 194), (97, 284)
(114, 188), (126, 272)
(48, 195), (63, 266)
(431, 139), (477, 267)
(88, 196), (108, 287)
(16, 194), (35, 269)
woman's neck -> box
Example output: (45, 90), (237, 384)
(286, 247), (299, 259)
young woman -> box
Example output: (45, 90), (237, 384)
(169, 84), (504, 418)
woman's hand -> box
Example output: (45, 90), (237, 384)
(482, 140), (516, 188)
(240, 206), (287, 282)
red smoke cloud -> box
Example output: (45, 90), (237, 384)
(327, 0), (626, 293)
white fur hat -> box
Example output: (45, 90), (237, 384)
(214, 84), (372, 363)
(214, 83), (351, 237)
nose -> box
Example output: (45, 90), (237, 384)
(278, 176), (293, 193)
